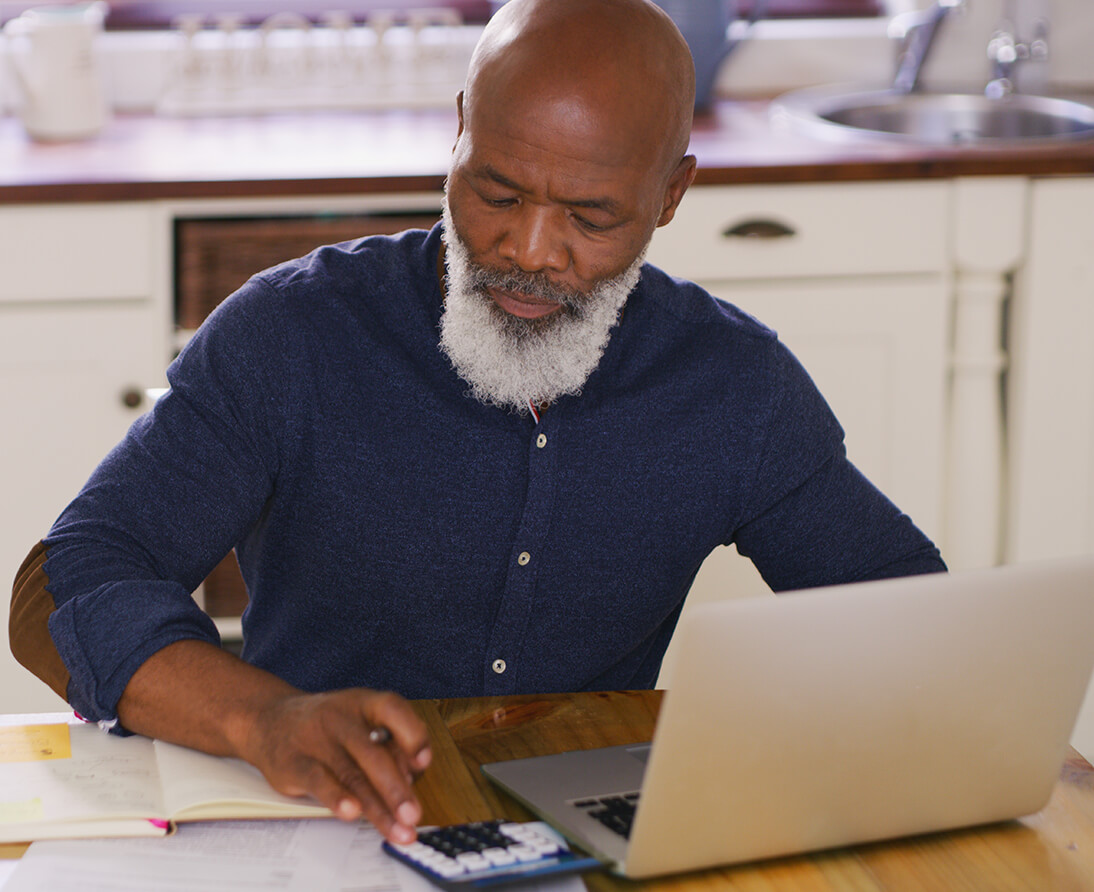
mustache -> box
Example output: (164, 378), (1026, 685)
(463, 261), (592, 312)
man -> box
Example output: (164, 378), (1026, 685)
(9, 0), (943, 847)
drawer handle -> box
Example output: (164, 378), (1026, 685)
(120, 388), (144, 409)
(721, 219), (797, 240)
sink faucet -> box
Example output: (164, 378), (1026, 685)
(985, 18), (1049, 98)
(889, 0), (964, 94)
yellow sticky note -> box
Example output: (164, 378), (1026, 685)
(0, 798), (43, 824)
(0, 724), (71, 763)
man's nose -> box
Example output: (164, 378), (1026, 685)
(498, 205), (569, 273)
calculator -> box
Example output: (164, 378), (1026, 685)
(382, 819), (602, 889)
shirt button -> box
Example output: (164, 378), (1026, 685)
(518, 551), (531, 566)
(536, 433), (547, 449)
(492, 659), (507, 674)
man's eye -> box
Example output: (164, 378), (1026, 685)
(572, 213), (607, 233)
(483, 195), (516, 208)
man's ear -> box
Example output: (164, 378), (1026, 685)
(454, 91), (466, 147)
(656, 155), (698, 227)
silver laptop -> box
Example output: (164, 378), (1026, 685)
(482, 558), (1094, 878)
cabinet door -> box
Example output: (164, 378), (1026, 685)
(1, 202), (162, 713)
(1007, 178), (1094, 562)
(0, 203), (153, 302)
(0, 302), (166, 712)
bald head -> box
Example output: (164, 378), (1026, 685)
(464, 0), (695, 181)
(444, 0), (698, 318)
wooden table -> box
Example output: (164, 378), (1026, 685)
(4, 692), (1094, 889)
(410, 690), (1094, 891)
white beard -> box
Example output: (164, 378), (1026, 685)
(438, 201), (645, 415)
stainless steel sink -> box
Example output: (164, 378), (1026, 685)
(771, 86), (1094, 147)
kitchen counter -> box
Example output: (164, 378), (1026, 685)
(2, 98), (1093, 204)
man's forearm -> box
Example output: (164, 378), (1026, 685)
(115, 639), (296, 757)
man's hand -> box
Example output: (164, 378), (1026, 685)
(115, 640), (432, 844)
(240, 688), (432, 843)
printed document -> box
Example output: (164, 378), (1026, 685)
(1, 818), (586, 892)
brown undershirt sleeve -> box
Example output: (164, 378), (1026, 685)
(9, 540), (71, 702)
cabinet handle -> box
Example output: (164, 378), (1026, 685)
(120, 387), (144, 409)
(721, 219), (797, 240)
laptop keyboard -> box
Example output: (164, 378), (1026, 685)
(573, 792), (640, 839)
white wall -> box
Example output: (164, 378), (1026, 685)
(1045, 0), (1094, 88)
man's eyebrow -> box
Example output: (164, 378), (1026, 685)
(479, 165), (525, 193)
(478, 165), (623, 217)
(566, 195), (624, 216)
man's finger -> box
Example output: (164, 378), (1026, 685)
(364, 692), (432, 771)
(342, 729), (422, 822)
(325, 744), (420, 843)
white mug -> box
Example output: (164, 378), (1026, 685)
(4, 2), (110, 141)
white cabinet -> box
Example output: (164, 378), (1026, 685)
(647, 182), (951, 634)
(0, 203), (169, 712)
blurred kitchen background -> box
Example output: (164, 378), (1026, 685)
(1, 0), (1093, 750)
(0, 0), (1092, 118)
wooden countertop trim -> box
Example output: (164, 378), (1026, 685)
(0, 175), (451, 205)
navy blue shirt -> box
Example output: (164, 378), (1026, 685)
(42, 224), (943, 724)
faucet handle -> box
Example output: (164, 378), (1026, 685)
(985, 17), (1048, 98)
(987, 26), (1020, 67)
(985, 26), (1018, 98)
(1029, 18), (1049, 62)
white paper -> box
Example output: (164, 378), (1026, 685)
(4, 819), (350, 891)
(1, 819), (587, 892)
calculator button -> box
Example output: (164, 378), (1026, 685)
(482, 847), (518, 865)
(508, 844), (542, 862)
(420, 852), (453, 866)
(456, 852), (491, 869)
(433, 861), (467, 877)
